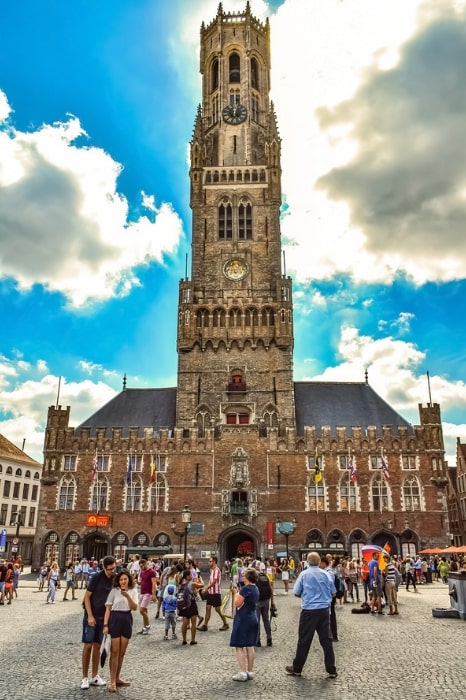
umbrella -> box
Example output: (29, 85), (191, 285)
(361, 544), (385, 561)
(419, 548), (443, 555)
(441, 546), (462, 554)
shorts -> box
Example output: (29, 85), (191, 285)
(82, 613), (105, 645)
(139, 593), (152, 609)
(66, 580), (74, 588)
(179, 601), (199, 618)
(371, 584), (383, 597)
(206, 593), (222, 609)
(108, 610), (133, 639)
(0, 582), (4, 593)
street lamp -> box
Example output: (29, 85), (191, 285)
(171, 518), (185, 553)
(181, 505), (192, 562)
(12, 511), (23, 560)
(276, 517), (297, 560)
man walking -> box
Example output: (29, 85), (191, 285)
(254, 561), (274, 647)
(137, 558), (158, 634)
(198, 555), (229, 632)
(81, 555), (116, 690)
(285, 552), (337, 680)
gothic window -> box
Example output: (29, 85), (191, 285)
(228, 308), (241, 327)
(238, 202), (252, 239)
(218, 202), (232, 239)
(96, 455), (110, 472)
(403, 476), (421, 511)
(261, 307), (275, 326)
(150, 473), (167, 512)
(63, 455), (77, 471)
(126, 475), (143, 512)
(245, 308), (258, 326)
(15, 468), (22, 476)
(263, 410), (278, 427)
(251, 95), (259, 122)
(196, 410), (211, 437)
(401, 455), (417, 470)
(58, 475), (76, 510)
(229, 53), (240, 83)
(211, 58), (219, 91)
(339, 474), (358, 512)
(196, 309), (209, 328)
(307, 479), (326, 512)
(370, 473), (390, 512)
(91, 476), (109, 511)
(213, 308), (226, 327)
(251, 57), (259, 90)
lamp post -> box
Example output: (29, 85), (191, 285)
(276, 517), (297, 560)
(12, 511), (23, 560)
(181, 505), (192, 562)
(171, 518), (185, 553)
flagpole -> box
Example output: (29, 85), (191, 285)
(96, 455), (100, 514)
(348, 447), (351, 514)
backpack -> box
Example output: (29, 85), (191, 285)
(256, 572), (272, 601)
(334, 574), (345, 599)
(176, 583), (193, 612)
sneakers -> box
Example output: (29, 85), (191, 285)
(80, 678), (90, 690)
(246, 671), (254, 679)
(285, 666), (301, 676)
(327, 672), (338, 679)
(232, 672), (248, 682)
(138, 625), (151, 635)
(90, 675), (107, 686)
(219, 624), (229, 631)
(163, 636), (169, 641)
(172, 633), (177, 639)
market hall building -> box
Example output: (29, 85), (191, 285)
(33, 4), (448, 569)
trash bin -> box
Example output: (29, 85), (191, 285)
(448, 571), (466, 620)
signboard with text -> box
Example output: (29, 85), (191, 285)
(86, 514), (111, 528)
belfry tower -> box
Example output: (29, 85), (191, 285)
(176, 3), (295, 435)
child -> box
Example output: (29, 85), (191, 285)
(63, 562), (77, 601)
(162, 585), (178, 640)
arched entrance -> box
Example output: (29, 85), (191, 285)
(83, 531), (110, 562)
(218, 525), (261, 563)
(371, 531), (398, 556)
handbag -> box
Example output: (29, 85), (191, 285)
(100, 633), (111, 668)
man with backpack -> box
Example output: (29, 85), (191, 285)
(254, 561), (274, 647)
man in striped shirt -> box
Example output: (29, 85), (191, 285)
(383, 556), (399, 615)
(198, 555), (229, 632)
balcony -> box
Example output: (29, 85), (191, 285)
(227, 381), (247, 393)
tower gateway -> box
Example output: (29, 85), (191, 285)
(35, 4), (448, 569)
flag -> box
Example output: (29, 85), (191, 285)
(149, 461), (156, 484)
(349, 457), (357, 484)
(91, 453), (98, 483)
(314, 449), (322, 483)
(381, 455), (390, 481)
(126, 453), (133, 486)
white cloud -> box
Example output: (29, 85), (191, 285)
(0, 115), (184, 307)
(268, 0), (466, 286)
(0, 89), (11, 122)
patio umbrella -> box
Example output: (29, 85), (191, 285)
(441, 546), (461, 554)
(419, 547), (443, 555)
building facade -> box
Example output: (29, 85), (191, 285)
(34, 4), (449, 568)
(0, 433), (42, 563)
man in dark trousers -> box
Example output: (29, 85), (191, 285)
(320, 554), (338, 641)
(285, 551), (337, 679)
(80, 555), (116, 690)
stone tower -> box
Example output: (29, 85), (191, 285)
(176, 3), (295, 435)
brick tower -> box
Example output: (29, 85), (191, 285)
(176, 2), (295, 434)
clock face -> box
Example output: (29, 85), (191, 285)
(222, 103), (247, 125)
(223, 258), (248, 281)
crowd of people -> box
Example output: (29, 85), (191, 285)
(4, 548), (466, 688)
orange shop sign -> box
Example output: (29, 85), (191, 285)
(86, 514), (110, 528)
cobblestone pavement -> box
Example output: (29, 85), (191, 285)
(2, 573), (464, 700)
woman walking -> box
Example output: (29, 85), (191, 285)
(46, 562), (60, 603)
(103, 569), (138, 692)
(229, 568), (259, 682)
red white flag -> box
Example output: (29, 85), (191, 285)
(381, 456), (390, 481)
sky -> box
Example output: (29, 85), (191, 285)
(0, 0), (465, 465)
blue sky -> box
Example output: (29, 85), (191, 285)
(0, 0), (465, 463)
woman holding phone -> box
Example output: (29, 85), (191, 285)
(103, 569), (138, 692)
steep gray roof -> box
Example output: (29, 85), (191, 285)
(77, 388), (176, 436)
(294, 381), (413, 436)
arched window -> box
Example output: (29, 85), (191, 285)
(251, 57), (259, 90)
(213, 308), (226, 327)
(263, 409), (278, 428)
(91, 476), (109, 511)
(339, 473), (358, 512)
(196, 410), (211, 438)
(229, 308), (241, 327)
(238, 202), (252, 239)
(403, 476), (421, 511)
(218, 202), (232, 239)
(58, 475), (76, 511)
(150, 473), (167, 512)
(64, 531), (80, 563)
(126, 475), (143, 512)
(15, 468), (22, 477)
(25, 470), (31, 478)
(211, 58), (219, 91)
(307, 478), (326, 512)
(229, 52), (240, 83)
(370, 473), (390, 511)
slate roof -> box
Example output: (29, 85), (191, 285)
(0, 433), (42, 466)
(77, 388), (177, 436)
(77, 382), (413, 438)
(294, 381), (414, 435)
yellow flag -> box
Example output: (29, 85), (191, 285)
(314, 451), (322, 483)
